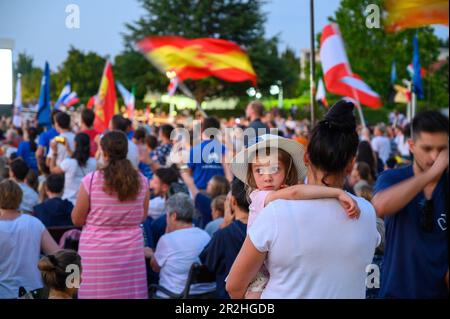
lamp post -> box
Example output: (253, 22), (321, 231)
(269, 80), (283, 108)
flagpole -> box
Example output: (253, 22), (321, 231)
(309, 0), (316, 125)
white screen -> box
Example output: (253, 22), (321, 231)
(0, 49), (13, 105)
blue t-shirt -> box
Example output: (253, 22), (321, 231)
(195, 192), (212, 229)
(374, 166), (448, 299)
(16, 141), (38, 171)
(38, 127), (59, 155)
(200, 220), (247, 299)
(188, 139), (225, 190)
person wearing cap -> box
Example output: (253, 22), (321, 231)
(227, 100), (380, 299)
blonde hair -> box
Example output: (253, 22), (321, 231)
(211, 195), (227, 218)
(246, 147), (297, 197)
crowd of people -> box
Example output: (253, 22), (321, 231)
(0, 99), (448, 299)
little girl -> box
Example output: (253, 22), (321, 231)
(231, 134), (360, 299)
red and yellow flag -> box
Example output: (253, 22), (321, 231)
(94, 61), (118, 132)
(385, 0), (449, 32)
(136, 36), (257, 85)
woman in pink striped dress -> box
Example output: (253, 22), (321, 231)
(72, 131), (150, 299)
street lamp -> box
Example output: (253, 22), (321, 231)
(246, 87), (256, 97)
(270, 81), (283, 108)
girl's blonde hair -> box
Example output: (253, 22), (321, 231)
(245, 147), (298, 197)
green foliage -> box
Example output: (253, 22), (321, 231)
(330, 0), (447, 111)
(122, 0), (300, 102)
(56, 47), (106, 103)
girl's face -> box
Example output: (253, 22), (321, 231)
(251, 154), (286, 191)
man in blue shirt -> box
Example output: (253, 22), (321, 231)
(187, 117), (226, 190)
(373, 111), (448, 299)
(36, 109), (61, 159)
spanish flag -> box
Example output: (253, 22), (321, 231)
(136, 36), (257, 85)
(94, 61), (118, 132)
(385, 0), (449, 32)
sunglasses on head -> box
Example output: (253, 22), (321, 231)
(419, 198), (434, 233)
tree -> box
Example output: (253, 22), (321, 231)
(329, 0), (445, 110)
(55, 47), (106, 103)
(122, 0), (298, 103)
(13, 52), (43, 103)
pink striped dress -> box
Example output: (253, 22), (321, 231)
(77, 171), (148, 299)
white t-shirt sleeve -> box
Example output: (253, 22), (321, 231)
(370, 138), (379, 152)
(154, 235), (170, 268)
(248, 205), (277, 253)
(59, 158), (72, 172)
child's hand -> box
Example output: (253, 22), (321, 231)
(338, 191), (360, 219)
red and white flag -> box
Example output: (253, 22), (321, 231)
(316, 78), (329, 108)
(167, 77), (179, 96)
(319, 23), (382, 109)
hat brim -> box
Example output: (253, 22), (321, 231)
(230, 136), (307, 185)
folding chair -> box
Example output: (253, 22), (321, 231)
(149, 262), (216, 299)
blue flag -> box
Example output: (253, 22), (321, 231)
(37, 61), (51, 127)
(412, 35), (424, 99)
(391, 61), (397, 84)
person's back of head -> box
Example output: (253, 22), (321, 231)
(231, 178), (249, 213)
(55, 112), (71, 131)
(159, 124), (174, 142)
(385, 157), (397, 170)
(73, 133), (90, 167)
(38, 250), (82, 298)
(307, 100), (359, 183)
(165, 192), (195, 224)
(355, 184), (373, 202)
(45, 174), (65, 195)
(145, 135), (158, 150)
(133, 127), (147, 143)
(81, 109), (95, 129)
(211, 195), (226, 218)
(412, 110), (449, 140)
(356, 161), (373, 184)
(51, 109), (62, 126)
(0, 179), (22, 210)
(155, 167), (179, 188)
(100, 130), (140, 201)
(10, 158), (29, 181)
(111, 115), (128, 133)
(209, 175), (230, 198)
(25, 169), (39, 192)
(202, 117), (221, 131)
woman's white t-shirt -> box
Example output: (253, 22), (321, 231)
(248, 195), (380, 299)
(60, 157), (96, 205)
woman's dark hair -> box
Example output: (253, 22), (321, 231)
(307, 100), (359, 186)
(55, 112), (71, 130)
(27, 127), (38, 152)
(356, 141), (376, 180)
(25, 169), (39, 192)
(231, 178), (249, 213)
(72, 133), (90, 167)
(145, 135), (158, 149)
(38, 250), (81, 292)
(100, 131), (141, 201)
(133, 127), (147, 143)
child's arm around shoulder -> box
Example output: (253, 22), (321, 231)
(264, 184), (360, 219)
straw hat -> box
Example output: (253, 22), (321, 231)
(231, 134), (307, 184)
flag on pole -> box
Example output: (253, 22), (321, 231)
(63, 91), (79, 107)
(319, 23), (382, 109)
(315, 78), (329, 107)
(167, 77), (179, 96)
(116, 81), (135, 120)
(13, 76), (22, 128)
(87, 95), (96, 109)
(93, 61), (118, 132)
(412, 35), (424, 99)
(136, 36), (257, 85)
(385, 0), (449, 32)
(55, 82), (71, 109)
(37, 61), (51, 127)
(391, 61), (397, 84)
